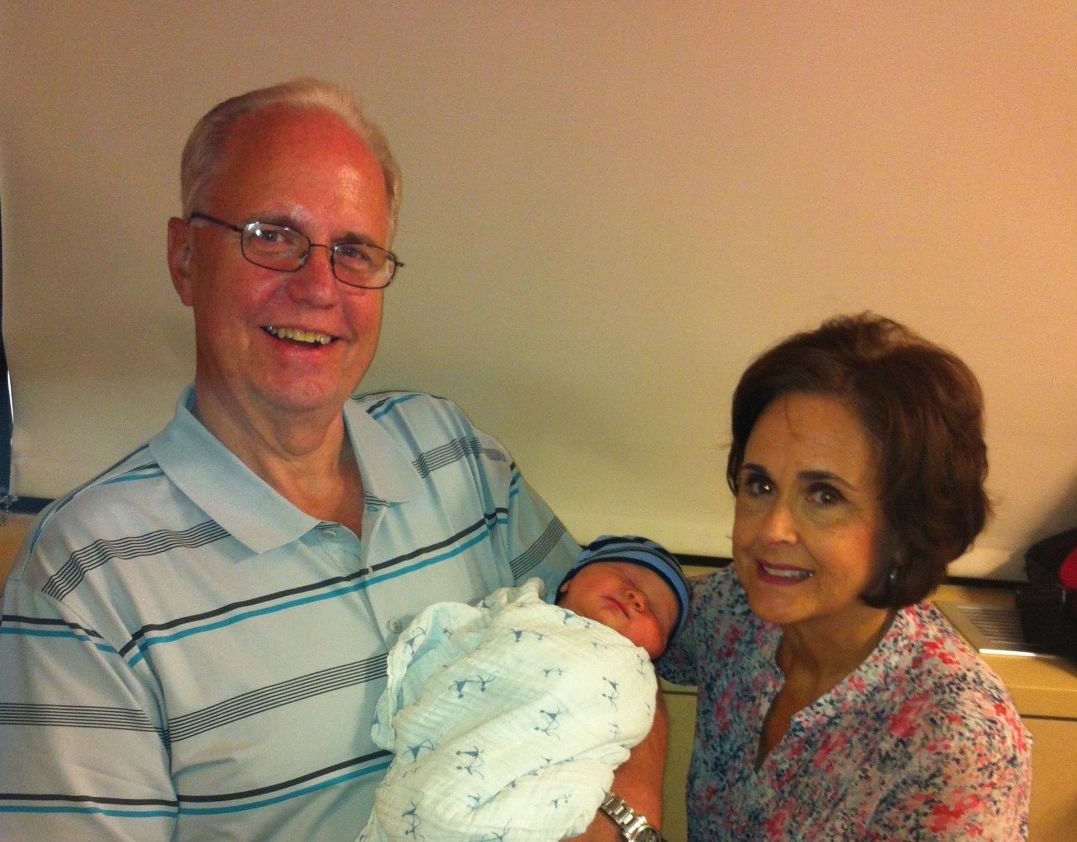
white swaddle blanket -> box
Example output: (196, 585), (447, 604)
(357, 578), (657, 842)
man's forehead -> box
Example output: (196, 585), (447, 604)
(223, 105), (369, 161)
(203, 105), (387, 230)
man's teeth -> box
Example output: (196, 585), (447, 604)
(266, 326), (332, 345)
(761, 563), (814, 581)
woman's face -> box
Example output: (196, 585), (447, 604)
(731, 392), (889, 636)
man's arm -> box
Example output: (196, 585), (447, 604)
(0, 565), (176, 841)
(569, 691), (670, 841)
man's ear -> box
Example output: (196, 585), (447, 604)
(167, 216), (195, 306)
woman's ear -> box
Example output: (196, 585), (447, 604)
(167, 216), (196, 306)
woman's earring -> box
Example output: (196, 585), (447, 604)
(887, 566), (899, 588)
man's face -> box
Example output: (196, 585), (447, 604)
(167, 104), (390, 429)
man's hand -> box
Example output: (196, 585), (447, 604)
(568, 691), (669, 840)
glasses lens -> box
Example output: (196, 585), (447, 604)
(332, 242), (396, 289)
(241, 222), (307, 270)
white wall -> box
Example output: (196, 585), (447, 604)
(2, 1), (1075, 578)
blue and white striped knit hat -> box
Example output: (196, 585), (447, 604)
(560, 535), (691, 643)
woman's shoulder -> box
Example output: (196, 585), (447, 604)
(691, 564), (741, 597)
(690, 566), (755, 626)
(886, 601), (1027, 738)
(899, 602), (999, 672)
(658, 567), (773, 682)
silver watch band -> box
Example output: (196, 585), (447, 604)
(599, 792), (663, 841)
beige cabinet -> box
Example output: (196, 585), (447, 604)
(659, 687), (1077, 842)
(660, 686), (697, 842)
(1024, 717), (1077, 841)
(0, 513), (33, 590)
(945, 584), (1077, 842)
(658, 582), (1077, 842)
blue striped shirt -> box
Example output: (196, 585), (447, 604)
(0, 389), (578, 841)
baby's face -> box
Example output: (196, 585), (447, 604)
(558, 561), (678, 658)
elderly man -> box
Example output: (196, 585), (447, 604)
(0, 80), (666, 841)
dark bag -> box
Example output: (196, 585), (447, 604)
(1015, 528), (1077, 659)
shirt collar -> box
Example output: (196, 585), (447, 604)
(149, 387), (421, 553)
(343, 393), (423, 505)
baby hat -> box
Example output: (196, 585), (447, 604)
(560, 535), (691, 642)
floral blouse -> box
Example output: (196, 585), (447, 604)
(658, 568), (1031, 841)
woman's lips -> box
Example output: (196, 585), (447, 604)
(757, 560), (815, 583)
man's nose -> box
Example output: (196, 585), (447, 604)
(289, 244), (339, 301)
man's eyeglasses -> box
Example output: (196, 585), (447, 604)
(188, 212), (403, 289)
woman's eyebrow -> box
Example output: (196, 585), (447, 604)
(797, 469), (856, 490)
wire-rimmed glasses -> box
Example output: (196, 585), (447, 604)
(188, 212), (402, 289)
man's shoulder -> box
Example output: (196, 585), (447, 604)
(26, 443), (182, 547)
(350, 391), (485, 445)
(352, 390), (465, 421)
(7, 442), (194, 588)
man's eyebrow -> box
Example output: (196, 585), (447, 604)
(243, 215), (382, 246)
(337, 230), (382, 247)
(244, 212), (293, 227)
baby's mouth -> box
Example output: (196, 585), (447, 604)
(264, 326), (334, 346)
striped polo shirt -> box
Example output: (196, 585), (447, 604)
(0, 389), (578, 841)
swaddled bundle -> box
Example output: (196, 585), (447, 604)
(358, 578), (657, 842)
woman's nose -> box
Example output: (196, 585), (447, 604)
(758, 499), (798, 544)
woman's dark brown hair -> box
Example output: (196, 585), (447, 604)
(726, 313), (990, 607)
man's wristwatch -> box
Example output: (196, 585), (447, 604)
(599, 792), (664, 842)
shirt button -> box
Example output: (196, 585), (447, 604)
(387, 618), (405, 634)
(323, 529), (337, 540)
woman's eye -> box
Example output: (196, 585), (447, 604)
(808, 484), (844, 506)
(740, 472), (773, 497)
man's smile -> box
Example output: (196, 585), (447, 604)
(264, 325), (335, 346)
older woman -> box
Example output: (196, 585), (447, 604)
(659, 314), (1031, 840)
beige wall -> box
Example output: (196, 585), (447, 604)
(1, 2), (1075, 574)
